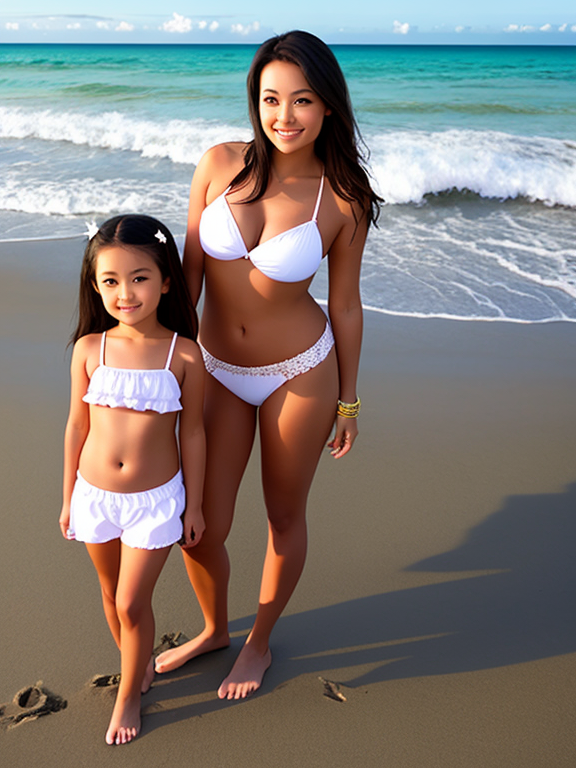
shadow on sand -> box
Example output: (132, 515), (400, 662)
(142, 481), (576, 732)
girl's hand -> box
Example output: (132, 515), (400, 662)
(180, 507), (206, 548)
(59, 505), (75, 540)
(327, 416), (359, 459)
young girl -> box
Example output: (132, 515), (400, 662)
(154, 31), (381, 699)
(59, 214), (206, 745)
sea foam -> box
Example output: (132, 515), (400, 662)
(369, 129), (576, 208)
(1, 106), (574, 208)
(0, 106), (249, 166)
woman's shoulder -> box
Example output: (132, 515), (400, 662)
(323, 175), (367, 226)
(199, 141), (248, 175)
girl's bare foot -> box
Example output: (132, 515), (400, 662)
(217, 641), (272, 700)
(154, 629), (230, 674)
(105, 692), (141, 746)
(141, 657), (155, 694)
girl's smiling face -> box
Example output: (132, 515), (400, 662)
(258, 60), (330, 155)
(93, 246), (169, 327)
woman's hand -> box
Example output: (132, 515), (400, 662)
(327, 416), (359, 459)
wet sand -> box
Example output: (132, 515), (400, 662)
(1, 237), (576, 766)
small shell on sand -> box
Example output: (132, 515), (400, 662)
(318, 677), (347, 703)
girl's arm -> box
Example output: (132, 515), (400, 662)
(177, 339), (207, 547)
(326, 205), (369, 459)
(60, 338), (91, 538)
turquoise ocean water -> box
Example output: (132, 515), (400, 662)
(0, 43), (575, 322)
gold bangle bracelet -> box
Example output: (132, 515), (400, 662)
(336, 396), (361, 419)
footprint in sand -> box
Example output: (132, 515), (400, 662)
(0, 681), (67, 729)
(88, 631), (187, 689)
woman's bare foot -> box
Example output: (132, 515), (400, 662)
(217, 641), (272, 700)
(154, 629), (230, 674)
(105, 691), (141, 746)
(141, 657), (155, 694)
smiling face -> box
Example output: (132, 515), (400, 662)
(258, 60), (331, 156)
(93, 245), (169, 329)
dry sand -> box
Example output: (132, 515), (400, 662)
(1, 237), (576, 767)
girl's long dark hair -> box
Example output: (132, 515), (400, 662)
(71, 214), (198, 344)
(230, 30), (382, 228)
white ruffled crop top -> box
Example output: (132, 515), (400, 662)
(199, 174), (325, 283)
(83, 331), (182, 413)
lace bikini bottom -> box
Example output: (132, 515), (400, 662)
(199, 323), (334, 407)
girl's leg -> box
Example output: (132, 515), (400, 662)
(85, 540), (154, 695)
(105, 543), (171, 745)
(155, 375), (257, 674)
(85, 540), (122, 648)
(218, 350), (338, 700)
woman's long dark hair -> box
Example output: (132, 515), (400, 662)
(71, 214), (198, 344)
(230, 30), (382, 228)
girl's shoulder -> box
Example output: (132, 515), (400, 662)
(174, 334), (202, 362)
(70, 333), (103, 378)
(72, 332), (102, 358)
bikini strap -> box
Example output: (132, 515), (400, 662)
(99, 331), (107, 366)
(312, 173), (325, 222)
(165, 333), (178, 370)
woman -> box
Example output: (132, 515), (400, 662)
(155, 30), (380, 699)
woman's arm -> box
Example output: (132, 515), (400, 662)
(60, 338), (91, 538)
(177, 339), (207, 547)
(326, 206), (369, 459)
(182, 143), (246, 307)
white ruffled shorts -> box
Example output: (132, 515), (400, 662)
(69, 470), (185, 550)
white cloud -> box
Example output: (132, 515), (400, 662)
(67, 22), (81, 29)
(209, 21), (219, 32)
(161, 12), (192, 33)
(504, 24), (535, 33)
(116, 21), (134, 32)
(96, 21), (110, 30)
(198, 20), (207, 30)
(5, 22), (19, 30)
(572, 24), (576, 32)
(393, 20), (410, 35)
(231, 21), (260, 36)
(539, 23), (552, 32)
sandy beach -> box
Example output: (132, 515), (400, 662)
(1, 236), (576, 767)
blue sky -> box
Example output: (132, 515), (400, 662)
(1, 1), (575, 44)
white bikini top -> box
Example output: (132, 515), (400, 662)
(199, 174), (325, 283)
(83, 332), (182, 414)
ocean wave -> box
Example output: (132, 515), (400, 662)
(0, 106), (249, 166)
(0, 174), (188, 218)
(1, 106), (574, 209)
(369, 129), (576, 208)
(363, 102), (572, 117)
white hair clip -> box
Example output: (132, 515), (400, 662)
(155, 229), (167, 244)
(85, 221), (99, 240)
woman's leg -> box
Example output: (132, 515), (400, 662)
(105, 544), (171, 745)
(155, 375), (258, 673)
(218, 349), (338, 700)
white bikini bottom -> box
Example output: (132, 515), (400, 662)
(199, 323), (334, 407)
